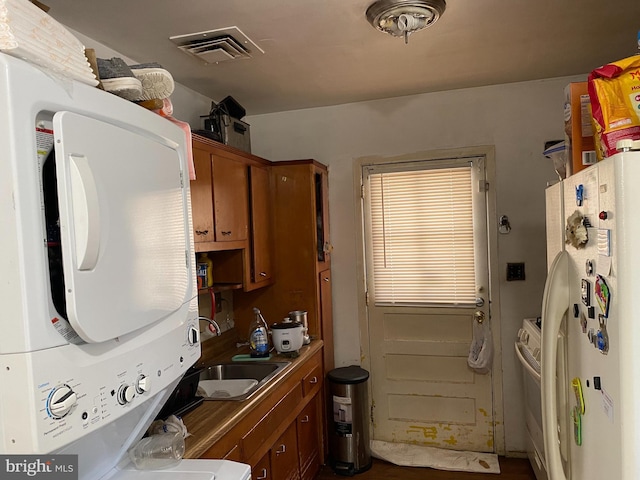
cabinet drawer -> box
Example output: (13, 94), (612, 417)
(243, 381), (303, 455)
(302, 362), (322, 398)
(252, 452), (271, 480)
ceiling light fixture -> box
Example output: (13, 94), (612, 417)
(366, 0), (446, 44)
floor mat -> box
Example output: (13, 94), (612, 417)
(370, 440), (501, 474)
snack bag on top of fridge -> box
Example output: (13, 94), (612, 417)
(588, 55), (640, 160)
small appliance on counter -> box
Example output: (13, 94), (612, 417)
(271, 319), (305, 356)
(289, 310), (311, 345)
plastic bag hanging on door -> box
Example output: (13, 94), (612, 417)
(468, 319), (493, 374)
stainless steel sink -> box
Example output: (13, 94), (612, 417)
(198, 361), (289, 401)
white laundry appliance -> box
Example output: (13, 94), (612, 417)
(514, 317), (546, 480)
(541, 144), (640, 480)
(0, 52), (250, 480)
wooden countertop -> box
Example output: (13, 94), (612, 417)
(182, 339), (323, 459)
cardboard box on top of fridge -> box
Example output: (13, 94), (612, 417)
(564, 81), (596, 176)
(588, 55), (640, 160)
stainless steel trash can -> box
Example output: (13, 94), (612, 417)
(328, 366), (372, 476)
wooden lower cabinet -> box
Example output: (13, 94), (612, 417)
(200, 429), (241, 461)
(252, 453), (271, 480)
(223, 443), (242, 462)
(298, 395), (321, 480)
(198, 349), (325, 478)
(271, 422), (300, 480)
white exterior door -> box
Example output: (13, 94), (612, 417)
(361, 154), (494, 452)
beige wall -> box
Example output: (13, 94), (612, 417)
(245, 76), (585, 454)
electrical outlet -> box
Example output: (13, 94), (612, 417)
(507, 262), (525, 281)
(215, 295), (223, 313)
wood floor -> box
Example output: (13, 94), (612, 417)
(316, 457), (536, 480)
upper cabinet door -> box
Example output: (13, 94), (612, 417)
(53, 111), (190, 343)
(191, 146), (216, 244)
(212, 155), (248, 242)
(248, 165), (273, 287)
(314, 168), (331, 267)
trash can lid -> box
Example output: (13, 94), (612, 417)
(328, 366), (369, 384)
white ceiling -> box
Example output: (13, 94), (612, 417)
(44, 0), (640, 115)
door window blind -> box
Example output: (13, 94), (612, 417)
(367, 165), (476, 306)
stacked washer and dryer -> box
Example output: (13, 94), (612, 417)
(0, 52), (250, 480)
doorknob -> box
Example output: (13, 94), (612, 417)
(474, 311), (485, 324)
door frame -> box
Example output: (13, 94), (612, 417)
(352, 145), (505, 454)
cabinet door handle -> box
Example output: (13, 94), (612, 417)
(221, 231), (232, 236)
(259, 272), (267, 277)
(309, 376), (318, 385)
(195, 230), (209, 236)
(275, 444), (286, 455)
(256, 468), (268, 480)
(323, 277), (329, 282)
(300, 415), (310, 423)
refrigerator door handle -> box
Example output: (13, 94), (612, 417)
(541, 250), (570, 480)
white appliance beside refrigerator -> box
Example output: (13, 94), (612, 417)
(0, 53), (250, 480)
(541, 147), (640, 480)
(514, 317), (546, 480)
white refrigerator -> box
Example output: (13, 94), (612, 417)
(541, 149), (640, 480)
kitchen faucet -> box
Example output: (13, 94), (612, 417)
(198, 316), (221, 336)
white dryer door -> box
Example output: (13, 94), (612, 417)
(53, 111), (191, 343)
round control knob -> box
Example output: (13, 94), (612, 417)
(48, 385), (78, 419)
(599, 211), (608, 220)
(187, 326), (200, 346)
(136, 375), (150, 394)
(117, 384), (135, 405)
(518, 328), (529, 345)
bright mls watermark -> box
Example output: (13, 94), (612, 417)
(1, 455), (78, 479)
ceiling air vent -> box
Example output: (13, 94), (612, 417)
(169, 26), (264, 64)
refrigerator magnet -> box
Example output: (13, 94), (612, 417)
(585, 259), (594, 276)
(581, 279), (591, 306)
(597, 229), (611, 256)
(579, 312), (587, 333)
(572, 406), (582, 446)
(596, 315), (609, 355)
(571, 377), (585, 415)
(566, 211), (588, 249)
(595, 275), (610, 317)
(575, 184), (584, 206)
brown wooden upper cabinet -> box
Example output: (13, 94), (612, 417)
(191, 140), (249, 250)
(233, 160), (333, 373)
(190, 134), (274, 291)
(191, 145), (216, 245)
(212, 154), (249, 243)
(246, 164), (274, 290)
